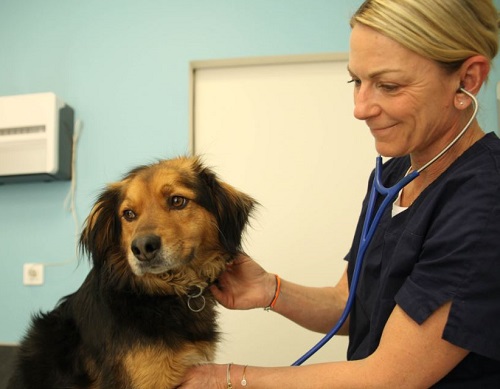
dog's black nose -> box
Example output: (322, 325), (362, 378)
(131, 235), (162, 262)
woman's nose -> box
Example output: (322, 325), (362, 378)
(353, 87), (380, 120)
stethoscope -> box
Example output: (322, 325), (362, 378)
(292, 87), (479, 366)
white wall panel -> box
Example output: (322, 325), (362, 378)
(191, 54), (376, 366)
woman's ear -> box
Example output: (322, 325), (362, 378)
(454, 55), (490, 109)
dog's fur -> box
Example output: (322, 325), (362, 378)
(7, 157), (255, 389)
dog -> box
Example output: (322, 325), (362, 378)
(7, 156), (256, 389)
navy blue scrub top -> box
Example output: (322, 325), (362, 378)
(345, 132), (500, 387)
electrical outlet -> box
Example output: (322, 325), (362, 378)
(23, 263), (44, 286)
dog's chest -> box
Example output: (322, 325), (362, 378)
(119, 341), (216, 389)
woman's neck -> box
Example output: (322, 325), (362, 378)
(400, 122), (485, 207)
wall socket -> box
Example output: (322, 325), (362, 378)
(23, 263), (44, 286)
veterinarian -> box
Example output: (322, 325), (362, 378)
(179, 0), (500, 387)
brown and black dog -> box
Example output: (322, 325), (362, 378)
(8, 156), (255, 389)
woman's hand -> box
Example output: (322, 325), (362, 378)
(211, 252), (277, 310)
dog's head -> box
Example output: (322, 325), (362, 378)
(79, 157), (256, 295)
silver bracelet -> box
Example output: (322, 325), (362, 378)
(226, 363), (233, 389)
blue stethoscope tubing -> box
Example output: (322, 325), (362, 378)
(292, 88), (478, 366)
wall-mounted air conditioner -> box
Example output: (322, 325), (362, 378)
(0, 92), (74, 184)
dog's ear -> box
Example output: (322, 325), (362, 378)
(196, 164), (257, 256)
(79, 182), (123, 267)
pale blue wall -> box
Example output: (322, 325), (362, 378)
(1, 0), (499, 343)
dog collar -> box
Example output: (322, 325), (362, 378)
(186, 285), (206, 312)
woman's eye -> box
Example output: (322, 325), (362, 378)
(378, 83), (399, 92)
(170, 196), (188, 210)
(122, 209), (136, 221)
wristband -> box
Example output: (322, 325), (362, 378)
(264, 274), (281, 311)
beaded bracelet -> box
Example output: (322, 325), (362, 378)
(264, 274), (281, 311)
(241, 365), (248, 386)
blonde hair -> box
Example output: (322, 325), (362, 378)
(351, 0), (499, 71)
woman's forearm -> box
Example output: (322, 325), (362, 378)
(215, 361), (372, 389)
(270, 268), (349, 334)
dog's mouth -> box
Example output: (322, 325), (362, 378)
(127, 249), (197, 278)
(127, 234), (197, 277)
(128, 255), (185, 277)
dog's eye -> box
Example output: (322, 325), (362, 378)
(122, 209), (137, 221)
(169, 196), (188, 210)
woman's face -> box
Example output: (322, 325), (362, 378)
(348, 23), (462, 162)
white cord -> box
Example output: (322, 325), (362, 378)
(44, 118), (83, 268)
(64, 118), (82, 239)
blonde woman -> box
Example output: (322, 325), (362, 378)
(180, 1), (500, 387)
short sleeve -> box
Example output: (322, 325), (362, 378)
(395, 170), (500, 361)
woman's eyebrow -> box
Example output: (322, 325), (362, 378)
(347, 66), (402, 78)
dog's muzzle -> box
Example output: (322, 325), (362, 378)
(129, 234), (185, 276)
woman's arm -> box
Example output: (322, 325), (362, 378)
(180, 301), (468, 388)
(271, 268), (349, 334)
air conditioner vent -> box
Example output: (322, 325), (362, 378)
(0, 125), (46, 136)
